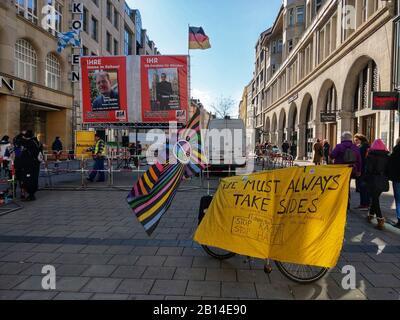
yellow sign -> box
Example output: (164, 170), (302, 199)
(194, 165), (352, 268)
(75, 131), (95, 159)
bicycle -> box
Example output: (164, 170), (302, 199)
(198, 195), (329, 284)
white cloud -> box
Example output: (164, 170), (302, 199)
(192, 88), (213, 113)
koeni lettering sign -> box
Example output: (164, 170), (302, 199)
(372, 92), (400, 111)
(0, 76), (15, 91)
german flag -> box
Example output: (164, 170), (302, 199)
(189, 26), (211, 50)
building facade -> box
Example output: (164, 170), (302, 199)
(0, 0), (159, 151)
(253, 0), (398, 160)
(0, 0), (73, 149)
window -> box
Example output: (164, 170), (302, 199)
(315, 0), (323, 14)
(83, 6), (88, 33)
(106, 32), (112, 53)
(277, 40), (283, 53)
(15, 39), (37, 82)
(46, 53), (61, 90)
(114, 10), (119, 30)
(106, 1), (112, 21)
(46, 0), (63, 35)
(288, 39), (293, 53)
(288, 8), (294, 26)
(91, 16), (98, 41)
(272, 64), (276, 75)
(272, 41), (277, 54)
(362, 0), (368, 23)
(82, 46), (89, 56)
(124, 28), (133, 55)
(297, 6), (304, 24)
(114, 39), (119, 55)
(394, 19), (400, 89)
(16, 0), (38, 24)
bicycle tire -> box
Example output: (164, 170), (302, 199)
(198, 196), (236, 260)
(275, 261), (329, 284)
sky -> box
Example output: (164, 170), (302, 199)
(126, 0), (283, 117)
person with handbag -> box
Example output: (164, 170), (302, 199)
(387, 138), (400, 229)
(365, 139), (390, 230)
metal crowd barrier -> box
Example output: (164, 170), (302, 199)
(0, 160), (23, 216)
(38, 151), (295, 192)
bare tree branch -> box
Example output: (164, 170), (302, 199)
(210, 96), (235, 119)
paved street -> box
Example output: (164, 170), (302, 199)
(0, 169), (400, 300)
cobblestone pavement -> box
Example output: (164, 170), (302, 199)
(0, 170), (400, 300)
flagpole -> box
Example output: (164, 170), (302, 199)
(188, 24), (191, 116)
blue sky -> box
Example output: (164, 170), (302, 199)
(127, 0), (282, 116)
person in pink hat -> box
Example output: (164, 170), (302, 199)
(365, 139), (390, 230)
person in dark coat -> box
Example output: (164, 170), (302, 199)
(313, 139), (323, 165)
(323, 139), (330, 164)
(354, 133), (370, 210)
(365, 139), (390, 230)
(52, 137), (63, 163)
(281, 141), (290, 154)
(330, 132), (362, 178)
(387, 138), (400, 228)
(19, 130), (42, 201)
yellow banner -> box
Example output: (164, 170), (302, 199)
(194, 165), (352, 268)
(75, 131), (95, 159)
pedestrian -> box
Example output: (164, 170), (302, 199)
(290, 142), (297, 159)
(87, 133), (106, 183)
(19, 130), (42, 201)
(313, 139), (323, 165)
(282, 140), (290, 154)
(330, 131), (362, 178)
(52, 137), (63, 163)
(386, 137), (400, 229)
(353, 133), (370, 210)
(365, 139), (390, 230)
(129, 143), (138, 168)
(323, 139), (330, 164)
(0, 136), (11, 179)
(136, 141), (143, 167)
(330, 132), (362, 209)
(12, 133), (26, 199)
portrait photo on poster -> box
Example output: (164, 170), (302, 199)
(148, 68), (180, 111)
(90, 69), (120, 111)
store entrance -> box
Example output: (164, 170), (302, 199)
(20, 105), (47, 143)
(362, 114), (376, 144)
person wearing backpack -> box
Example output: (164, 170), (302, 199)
(365, 139), (390, 230)
(330, 132), (362, 209)
(387, 138), (400, 229)
(330, 132), (362, 177)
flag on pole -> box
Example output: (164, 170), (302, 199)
(57, 31), (81, 53)
(127, 108), (207, 235)
(189, 26), (211, 50)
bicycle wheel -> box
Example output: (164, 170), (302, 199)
(198, 196), (236, 260)
(275, 261), (328, 284)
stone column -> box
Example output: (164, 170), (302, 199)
(337, 111), (353, 142)
(0, 95), (21, 138)
(297, 123), (307, 160)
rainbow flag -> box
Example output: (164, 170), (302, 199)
(189, 26), (211, 50)
(127, 108), (206, 235)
